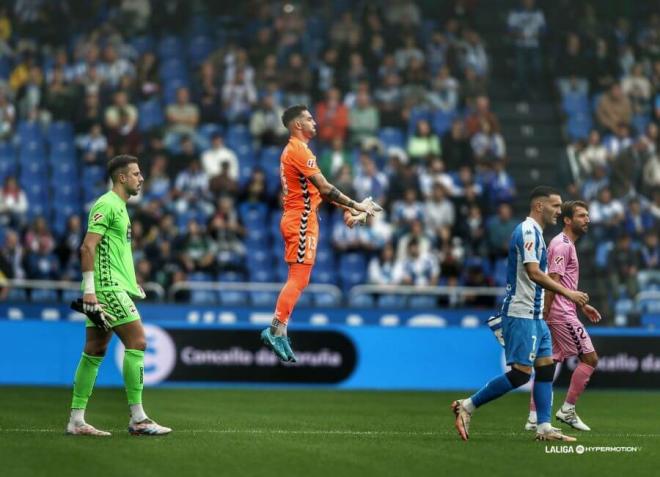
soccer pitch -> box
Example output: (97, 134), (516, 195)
(0, 388), (657, 477)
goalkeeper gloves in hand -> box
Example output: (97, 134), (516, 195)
(71, 299), (112, 332)
(487, 314), (505, 347)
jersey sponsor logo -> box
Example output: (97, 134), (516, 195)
(126, 224), (132, 242)
(554, 256), (564, 265)
(93, 213), (104, 222)
(307, 158), (316, 168)
(524, 241), (534, 251)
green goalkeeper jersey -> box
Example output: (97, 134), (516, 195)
(83, 190), (141, 297)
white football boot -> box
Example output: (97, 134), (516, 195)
(66, 422), (111, 436)
(556, 405), (591, 431)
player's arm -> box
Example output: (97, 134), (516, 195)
(80, 232), (103, 306)
(542, 272), (560, 318)
(524, 262), (589, 306)
(308, 172), (381, 215)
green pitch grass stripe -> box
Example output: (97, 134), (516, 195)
(2, 428), (659, 438)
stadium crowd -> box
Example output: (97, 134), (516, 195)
(0, 0), (656, 317)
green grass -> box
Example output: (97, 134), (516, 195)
(0, 387), (657, 477)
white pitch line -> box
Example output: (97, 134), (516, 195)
(0, 428), (659, 438)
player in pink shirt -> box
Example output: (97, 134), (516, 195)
(526, 201), (602, 432)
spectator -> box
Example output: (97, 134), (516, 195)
(452, 165), (483, 198)
(74, 91), (103, 134)
(470, 119), (506, 163)
(442, 119), (472, 170)
(77, 123), (108, 164)
(136, 52), (159, 100)
(315, 87), (349, 144)
(173, 158), (211, 214)
(249, 94), (287, 147)
(171, 135), (198, 176)
(209, 161), (240, 200)
(639, 230), (659, 271)
(419, 157), (455, 199)
(462, 66), (488, 107)
(581, 164), (610, 202)
(43, 67), (77, 121)
(424, 182), (455, 242)
(166, 87), (200, 145)
(556, 33), (589, 96)
(589, 37), (620, 95)
(458, 30), (489, 78)
(313, 47), (341, 101)
(606, 233), (640, 300)
(392, 238), (439, 286)
(55, 215), (82, 280)
(16, 65), (45, 118)
(596, 83), (632, 133)
(392, 188), (425, 231)
(349, 90), (380, 147)
(427, 65), (459, 113)
(107, 108), (142, 156)
(374, 73), (404, 128)
(178, 220), (216, 274)
(621, 63), (653, 116)
(0, 176), (28, 228)
(465, 95), (500, 136)
(222, 68), (257, 124)
(407, 119), (441, 163)
(0, 230), (26, 284)
(486, 203), (517, 258)
(485, 158), (516, 204)
(579, 130), (608, 175)
(642, 151), (660, 195)
(624, 197), (655, 240)
(332, 163), (357, 200)
(143, 155), (172, 201)
(395, 35), (425, 71)
(507, 0), (546, 97)
(194, 61), (220, 124)
(603, 123), (633, 160)
(26, 236), (60, 280)
(100, 44), (134, 88)
(104, 90), (138, 131)
(0, 89), (15, 139)
(208, 197), (246, 270)
(353, 153), (388, 204)
(201, 134), (239, 181)
(589, 186), (625, 239)
(280, 52), (312, 106)
(368, 242), (397, 285)
(319, 137), (351, 179)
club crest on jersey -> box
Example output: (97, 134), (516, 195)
(524, 241), (534, 251)
(92, 213), (104, 222)
(554, 256), (564, 265)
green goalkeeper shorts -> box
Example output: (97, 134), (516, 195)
(85, 290), (141, 328)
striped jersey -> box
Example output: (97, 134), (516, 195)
(500, 217), (548, 320)
(280, 136), (322, 213)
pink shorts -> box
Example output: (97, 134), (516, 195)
(547, 318), (595, 362)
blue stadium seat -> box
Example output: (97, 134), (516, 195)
(250, 291), (278, 307)
(338, 253), (367, 292)
(567, 113), (592, 141)
(348, 294), (375, 308)
(159, 58), (188, 81)
(82, 165), (106, 185)
(131, 35), (155, 56)
(238, 202), (268, 228)
(226, 124), (251, 148)
(7, 288), (28, 302)
(493, 258), (508, 287)
(188, 272), (217, 305)
(17, 121), (44, 143)
(158, 36), (184, 60)
(219, 290), (248, 306)
(378, 127), (405, 150)
(0, 141), (14, 160)
(407, 107), (432, 136)
(197, 123), (224, 150)
(594, 241), (614, 269)
(249, 268), (275, 282)
(632, 114), (651, 134)
(47, 121), (74, 144)
(275, 260), (288, 281)
(561, 92), (590, 115)
(377, 294), (407, 309)
(31, 289), (59, 303)
(0, 155), (16, 182)
(138, 99), (165, 131)
(408, 295), (437, 308)
(431, 109), (456, 136)
(314, 292), (340, 307)
(51, 158), (78, 177)
(18, 139), (46, 161)
(312, 267), (336, 284)
(162, 78), (189, 105)
(49, 140), (76, 163)
(187, 35), (214, 65)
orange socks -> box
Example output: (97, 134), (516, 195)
(274, 262), (312, 326)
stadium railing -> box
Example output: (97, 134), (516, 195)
(2, 279), (166, 301)
(348, 284), (506, 306)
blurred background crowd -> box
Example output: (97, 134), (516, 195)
(0, 0), (657, 322)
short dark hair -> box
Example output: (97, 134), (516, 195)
(529, 186), (560, 203)
(107, 155), (139, 182)
(281, 105), (308, 128)
(560, 200), (588, 222)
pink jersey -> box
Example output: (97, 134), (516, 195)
(545, 232), (579, 323)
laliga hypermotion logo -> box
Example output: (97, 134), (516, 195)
(115, 324), (176, 384)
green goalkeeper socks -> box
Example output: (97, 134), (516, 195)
(123, 349), (145, 406)
(71, 353), (103, 409)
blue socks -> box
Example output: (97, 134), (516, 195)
(470, 374), (514, 408)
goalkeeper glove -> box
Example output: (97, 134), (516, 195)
(71, 298), (112, 332)
(487, 313), (505, 347)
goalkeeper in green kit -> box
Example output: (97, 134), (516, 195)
(66, 155), (171, 436)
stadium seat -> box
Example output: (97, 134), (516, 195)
(47, 121), (74, 144)
(31, 289), (59, 303)
(238, 202), (268, 228)
(348, 293), (375, 308)
(187, 35), (214, 65)
(408, 295), (437, 308)
(226, 124), (251, 149)
(138, 99), (165, 132)
(7, 288), (28, 302)
(314, 292), (340, 307)
(431, 109), (457, 136)
(18, 140), (46, 161)
(49, 140), (76, 163)
(378, 127), (405, 150)
(0, 155), (16, 182)
(197, 123), (224, 150)
(407, 107), (432, 135)
(249, 267), (275, 283)
(250, 291), (278, 307)
(162, 78), (190, 106)
(561, 92), (590, 116)
(377, 294), (407, 309)
(130, 35), (155, 56)
(159, 58), (188, 82)
(17, 121), (44, 143)
(219, 290), (248, 306)
(158, 35), (184, 60)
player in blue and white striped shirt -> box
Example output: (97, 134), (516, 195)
(452, 186), (590, 442)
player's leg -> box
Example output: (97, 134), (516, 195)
(107, 291), (171, 435)
(556, 322), (598, 430)
(67, 326), (113, 436)
(533, 321), (575, 441)
(452, 316), (532, 440)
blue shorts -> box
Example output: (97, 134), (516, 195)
(502, 316), (552, 366)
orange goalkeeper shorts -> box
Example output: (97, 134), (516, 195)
(281, 209), (319, 265)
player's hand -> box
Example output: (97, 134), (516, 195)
(582, 304), (602, 323)
(567, 290), (589, 307)
(354, 196), (383, 216)
(343, 209), (367, 228)
(137, 284), (146, 299)
(74, 295), (112, 332)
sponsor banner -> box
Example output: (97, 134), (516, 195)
(555, 335), (660, 389)
(0, 322), (658, 389)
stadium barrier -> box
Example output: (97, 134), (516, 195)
(0, 319), (658, 390)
